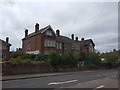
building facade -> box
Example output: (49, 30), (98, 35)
(22, 23), (95, 54)
(0, 37), (11, 59)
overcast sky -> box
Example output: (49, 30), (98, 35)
(0, 0), (118, 52)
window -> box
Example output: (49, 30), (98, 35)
(47, 40), (49, 47)
(56, 43), (59, 49)
(89, 43), (93, 52)
(53, 41), (56, 47)
(50, 41), (52, 47)
(59, 43), (62, 49)
(46, 31), (53, 36)
(44, 39), (56, 47)
(44, 40), (47, 47)
(27, 41), (31, 50)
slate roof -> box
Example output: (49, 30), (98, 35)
(57, 36), (72, 44)
(57, 36), (95, 47)
(80, 39), (95, 46)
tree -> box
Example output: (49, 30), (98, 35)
(49, 53), (61, 71)
(88, 51), (101, 65)
(100, 51), (118, 68)
(61, 52), (78, 68)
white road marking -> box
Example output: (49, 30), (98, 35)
(92, 85), (104, 90)
(48, 80), (77, 85)
(96, 85), (104, 88)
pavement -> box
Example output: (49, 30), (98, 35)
(2, 72), (69, 81)
(2, 69), (119, 89)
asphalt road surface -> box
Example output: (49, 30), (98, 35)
(2, 69), (119, 90)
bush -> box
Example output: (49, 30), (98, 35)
(62, 53), (78, 68)
(10, 57), (32, 65)
(100, 51), (118, 68)
(21, 54), (35, 60)
(9, 51), (37, 65)
(49, 53), (61, 67)
(10, 57), (22, 65)
(48, 52), (78, 69)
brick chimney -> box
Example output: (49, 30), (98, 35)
(56, 29), (60, 36)
(35, 23), (39, 33)
(25, 29), (28, 37)
(71, 34), (74, 40)
(6, 37), (9, 43)
(76, 37), (78, 41)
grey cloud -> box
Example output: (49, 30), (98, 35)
(0, 2), (118, 52)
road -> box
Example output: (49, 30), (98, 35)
(2, 69), (119, 90)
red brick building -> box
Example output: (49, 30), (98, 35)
(0, 37), (11, 59)
(22, 23), (60, 54)
(22, 23), (95, 54)
(80, 38), (95, 53)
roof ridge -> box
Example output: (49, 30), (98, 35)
(0, 39), (11, 46)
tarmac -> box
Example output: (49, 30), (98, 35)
(67, 78), (118, 88)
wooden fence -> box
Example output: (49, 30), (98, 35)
(2, 62), (54, 75)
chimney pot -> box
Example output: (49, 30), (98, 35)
(25, 29), (28, 37)
(76, 37), (78, 41)
(81, 38), (84, 41)
(56, 29), (60, 36)
(71, 34), (74, 40)
(6, 37), (9, 43)
(35, 23), (39, 33)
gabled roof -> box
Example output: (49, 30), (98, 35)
(23, 25), (56, 39)
(40, 25), (56, 34)
(0, 39), (11, 46)
(80, 39), (95, 46)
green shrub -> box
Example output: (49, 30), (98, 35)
(49, 53), (61, 67)
(48, 52), (78, 69)
(11, 51), (24, 58)
(21, 54), (35, 60)
(10, 57), (32, 65)
(10, 57), (22, 65)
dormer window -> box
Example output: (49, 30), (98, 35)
(46, 31), (53, 36)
